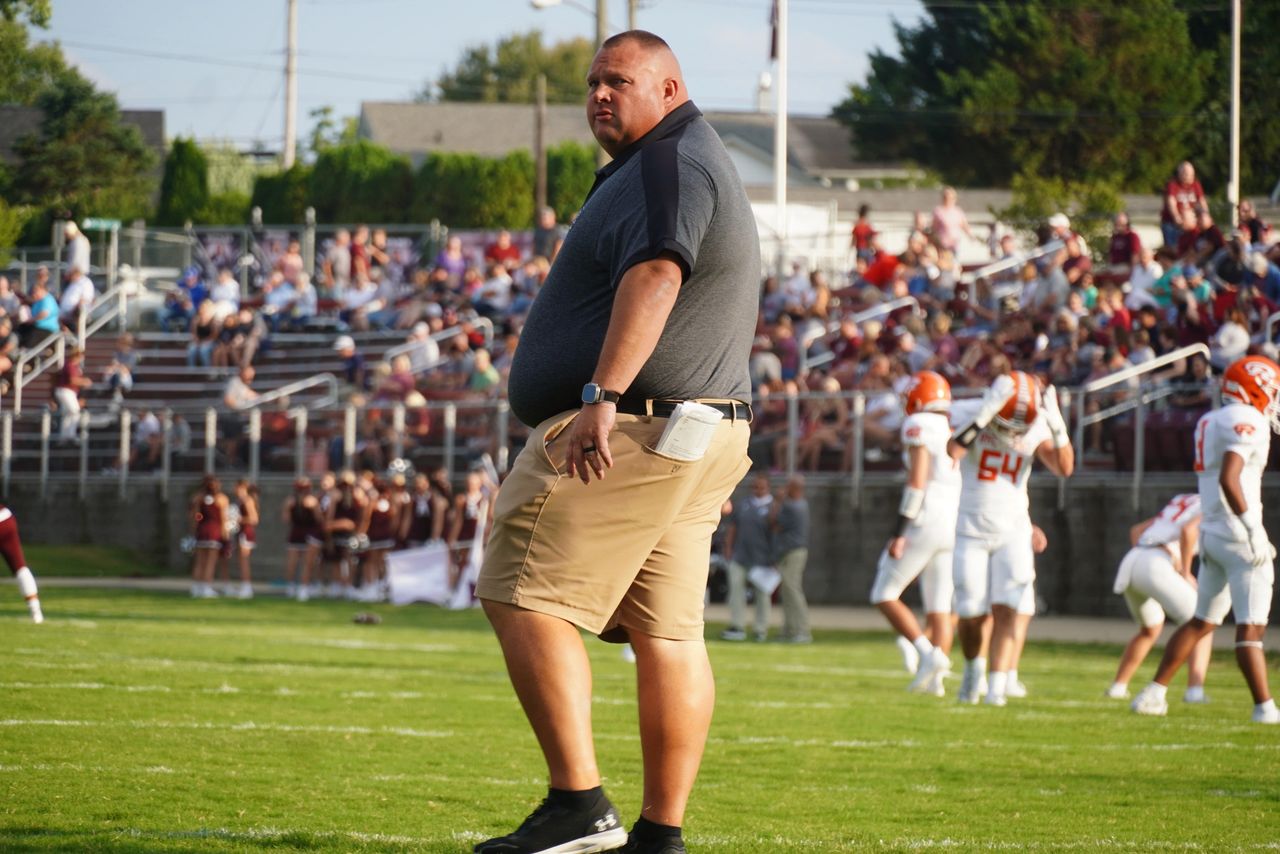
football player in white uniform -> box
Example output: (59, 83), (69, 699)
(870, 371), (961, 695)
(1106, 493), (1212, 702)
(1132, 356), (1280, 724)
(947, 371), (1074, 706)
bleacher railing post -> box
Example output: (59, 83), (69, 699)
(304, 207), (317, 278)
(39, 410), (49, 500)
(1133, 394), (1146, 512)
(785, 391), (799, 477)
(851, 392), (865, 510)
(248, 407), (261, 484)
(444, 403), (457, 481)
(343, 404), (356, 472)
(204, 407), (216, 475)
(160, 409), (172, 504)
(392, 403), (405, 461)
(1, 412), (11, 499)
(77, 410), (89, 502)
(292, 407), (307, 479)
(118, 408), (130, 500)
(496, 400), (510, 474)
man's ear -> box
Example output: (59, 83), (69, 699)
(664, 78), (680, 105)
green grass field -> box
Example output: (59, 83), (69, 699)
(1, 586), (1277, 852)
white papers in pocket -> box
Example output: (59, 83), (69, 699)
(653, 401), (724, 461)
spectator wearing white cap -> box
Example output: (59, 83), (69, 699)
(1048, 212), (1076, 245)
(1246, 252), (1280, 304)
(62, 221), (90, 282)
(405, 321), (441, 373)
(333, 335), (366, 392)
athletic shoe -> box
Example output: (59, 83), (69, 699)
(896, 636), (920, 675)
(752, 629), (768, 643)
(909, 648), (950, 695)
(957, 666), (982, 705)
(785, 634), (813, 644)
(1130, 685), (1169, 717)
(620, 645), (636, 664)
(718, 628), (746, 642)
(983, 692), (1007, 707)
(285, 583), (297, 598)
(1251, 705), (1280, 725)
(473, 793), (627, 853)
(1104, 683), (1129, 700)
(28, 600), (43, 624)
(237, 583), (254, 600)
(1183, 686), (1210, 704)
(620, 834), (686, 854)
(1006, 678), (1028, 699)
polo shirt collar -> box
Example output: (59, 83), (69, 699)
(593, 101), (702, 180)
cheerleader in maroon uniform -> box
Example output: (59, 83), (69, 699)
(359, 478), (397, 601)
(406, 473), (448, 546)
(326, 471), (366, 598)
(0, 503), (43, 623)
(190, 475), (229, 598)
(282, 477), (324, 599)
(447, 471), (490, 591)
(231, 480), (259, 599)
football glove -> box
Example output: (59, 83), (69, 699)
(1243, 519), (1276, 567)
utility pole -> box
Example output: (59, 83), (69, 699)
(535, 74), (548, 214)
(1228, 0), (1241, 226)
(283, 0), (299, 169)
(596, 0), (608, 47)
(628, 0), (638, 30)
(772, 0), (788, 276)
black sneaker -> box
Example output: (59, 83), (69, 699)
(620, 835), (686, 854)
(474, 793), (627, 853)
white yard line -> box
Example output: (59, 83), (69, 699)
(0, 719), (452, 738)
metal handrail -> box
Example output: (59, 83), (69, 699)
(78, 282), (129, 345)
(242, 372), (340, 411)
(381, 317), (496, 364)
(804, 297), (923, 373)
(959, 239), (1065, 285)
(1079, 344), (1210, 394)
(12, 331), (67, 415)
(1266, 311), (1280, 343)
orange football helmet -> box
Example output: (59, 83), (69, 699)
(991, 371), (1040, 437)
(904, 370), (951, 415)
(1222, 355), (1280, 433)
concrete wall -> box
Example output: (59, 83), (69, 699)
(11, 474), (1279, 622)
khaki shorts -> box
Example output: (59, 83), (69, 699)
(477, 407), (751, 642)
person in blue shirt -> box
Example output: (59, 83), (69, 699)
(21, 276), (60, 347)
(1247, 253), (1280, 305)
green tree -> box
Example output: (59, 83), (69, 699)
(546, 140), (595, 222)
(0, 0), (49, 27)
(10, 69), (155, 226)
(250, 163), (312, 224)
(307, 105), (359, 157)
(833, 0), (1205, 190)
(195, 191), (250, 225)
(155, 137), (209, 226)
(0, 197), (32, 262)
(425, 30), (594, 104)
(1175, 2), (1280, 196)
(309, 140), (413, 223)
(0, 17), (67, 106)
(413, 151), (534, 228)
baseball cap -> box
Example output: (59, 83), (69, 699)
(333, 335), (355, 351)
(1048, 213), (1070, 230)
(1251, 254), (1270, 275)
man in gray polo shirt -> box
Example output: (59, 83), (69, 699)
(722, 473), (775, 642)
(474, 29), (758, 854)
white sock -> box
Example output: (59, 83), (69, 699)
(1008, 668), (1019, 685)
(1255, 699), (1278, 715)
(912, 635), (934, 657)
(15, 567), (37, 600)
(1109, 681), (1127, 693)
(1146, 682), (1168, 701)
(971, 656), (987, 676)
(988, 671), (1008, 697)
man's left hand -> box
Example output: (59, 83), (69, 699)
(565, 403), (616, 484)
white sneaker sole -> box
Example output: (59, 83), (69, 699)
(530, 827), (629, 853)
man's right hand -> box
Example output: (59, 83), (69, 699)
(887, 536), (906, 560)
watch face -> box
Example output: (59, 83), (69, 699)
(582, 383), (600, 404)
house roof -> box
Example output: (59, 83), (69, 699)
(0, 105), (166, 165)
(357, 101), (899, 178)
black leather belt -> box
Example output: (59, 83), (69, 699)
(616, 398), (753, 423)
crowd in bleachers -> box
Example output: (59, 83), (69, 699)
(11, 164), (1280, 477)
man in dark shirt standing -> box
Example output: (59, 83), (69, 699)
(473, 30), (759, 854)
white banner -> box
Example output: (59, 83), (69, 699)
(386, 543), (453, 606)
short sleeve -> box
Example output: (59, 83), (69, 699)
(1221, 410), (1268, 460)
(596, 140), (716, 287)
(901, 414), (929, 447)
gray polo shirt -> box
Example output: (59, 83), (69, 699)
(508, 101), (760, 428)
(774, 498), (809, 556)
(731, 496), (774, 568)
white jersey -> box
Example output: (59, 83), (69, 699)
(1194, 403), (1270, 541)
(952, 398), (1051, 537)
(1137, 492), (1200, 564)
(900, 411), (961, 528)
